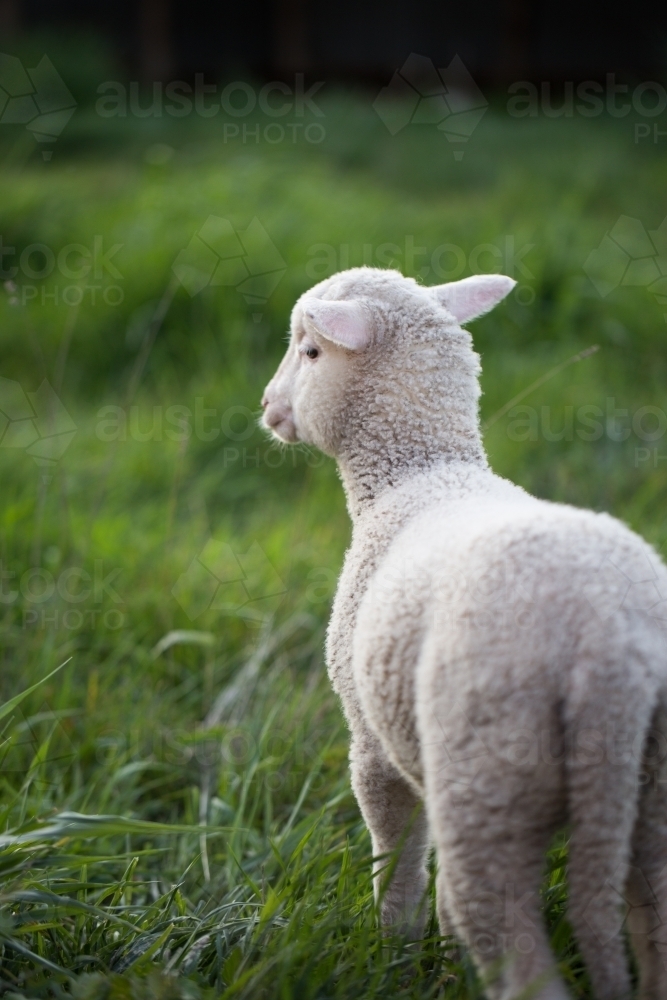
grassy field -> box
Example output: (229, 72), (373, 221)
(0, 69), (667, 997)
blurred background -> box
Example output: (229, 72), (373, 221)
(5, 0), (667, 82)
(1, 3), (667, 996)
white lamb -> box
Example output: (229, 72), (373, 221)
(261, 266), (667, 1000)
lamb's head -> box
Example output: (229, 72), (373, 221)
(262, 267), (514, 484)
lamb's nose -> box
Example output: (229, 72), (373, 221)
(261, 396), (269, 408)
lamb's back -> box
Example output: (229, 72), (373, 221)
(352, 486), (667, 786)
(379, 486), (667, 635)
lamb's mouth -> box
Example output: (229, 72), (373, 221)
(264, 415), (299, 443)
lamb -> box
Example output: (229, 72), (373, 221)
(261, 265), (667, 1000)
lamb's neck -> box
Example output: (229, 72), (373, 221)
(337, 435), (488, 521)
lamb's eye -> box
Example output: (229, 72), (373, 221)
(305, 346), (319, 359)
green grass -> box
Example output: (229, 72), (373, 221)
(0, 78), (666, 996)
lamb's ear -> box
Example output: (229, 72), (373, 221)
(302, 299), (371, 351)
(430, 274), (516, 323)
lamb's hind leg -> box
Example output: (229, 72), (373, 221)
(417, 678), (569, 999)
(624, 703), (667, 1000)
(426, 772), (568, 1000)
(564, 638), (655, 1000)
(566, 786), (636, 1000)
(349, 723), (430, 938)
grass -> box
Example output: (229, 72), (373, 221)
(0, 66), (666, 996)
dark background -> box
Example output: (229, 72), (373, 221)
(2, 0), (667, 86)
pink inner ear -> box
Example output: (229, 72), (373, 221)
(303, 299), (370, 351)
(431, 274), (516, 323)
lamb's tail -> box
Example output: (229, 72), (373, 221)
(565, 630), (667, 1000)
